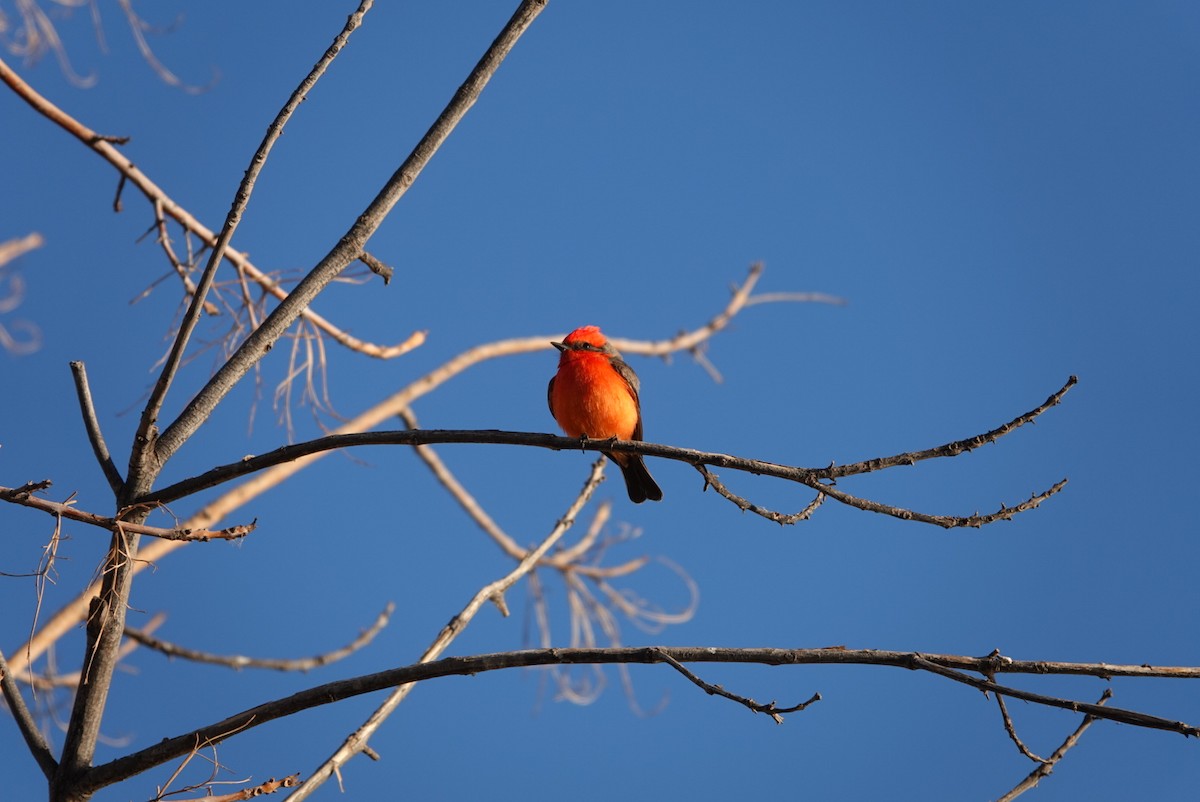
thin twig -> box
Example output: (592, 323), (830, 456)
(357, 251), (393, 284)
(0, 484), (255, 541)
(993, 678), (1051, 764)
(996, 689), (1114, 802)
(697, 464), (824, 524)
(744, 290), (846, 307)
(653, 648), (821, 723)
(151, 199), (220, 315)
(906, 654), (1193, 734)
(800, 474), (1068, 529)
(820, 377), (1079, 480)
(69, 361), (125, 494)
(125, 604), (393, 671)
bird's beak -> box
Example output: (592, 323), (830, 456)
(551, 341), (566, 352)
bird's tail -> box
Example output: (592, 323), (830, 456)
(612, 453), (663, 504)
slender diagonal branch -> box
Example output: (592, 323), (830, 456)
(1, 50), (415, 360)
(653, 648), (821, 723)
(69, 361), (124, 494)
(152, 0), (549, 467)
(818, 376), (1078, 479)
(131, 0), (376, 480)
(697, 464), (824, 524)
(283, 457), (606, 801)
(907, 654), (1190, 733)
(997, 689), (1113, 802)
(0, 646), (57, 780)
(995, 687), (1052, 764)
(799, 474), (1068, 529)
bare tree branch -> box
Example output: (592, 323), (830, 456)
(69, 361), (125, 494)
(166, 774), (301, 802)
(78, 645), (1200, 796)
(799, 473), (1068, 528)
(0, 54), (418, 362)
(150, 200), (220, 315)
(995, 687), (1052, 764)
(132, 0), (377, 480)
(6, 264), (779, 685)
(997, 689), (1114, 802)
(0, 646), (58, 780)
(0, 232), (45, 265)
(125, 604), (394, 672)
(819, 376), (1079, 480)
(284, 457), (607, 801)
(697, 464), (824, 524)
(357, 251), (393, 284)
(139, 412), (1069, 533)
(0, 483), (255, 542)
(906, 653), (1193, 733)
(653, 648), (822, 723)
(151, 0), (549, 467)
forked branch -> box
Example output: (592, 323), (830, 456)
(151, 0), (549, 467)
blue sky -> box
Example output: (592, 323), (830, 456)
(2, 2), (1198, 799)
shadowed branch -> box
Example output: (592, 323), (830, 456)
(79, 645), (1200, 796)
(139, 373), (1074, 531)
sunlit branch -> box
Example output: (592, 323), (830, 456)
(284, 456), (604, 801)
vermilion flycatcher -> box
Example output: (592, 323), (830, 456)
(548, 325), (663, 503)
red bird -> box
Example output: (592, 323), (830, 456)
(548, 326), (663, 503)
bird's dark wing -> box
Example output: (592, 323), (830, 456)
(609, 357), (644, 440)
